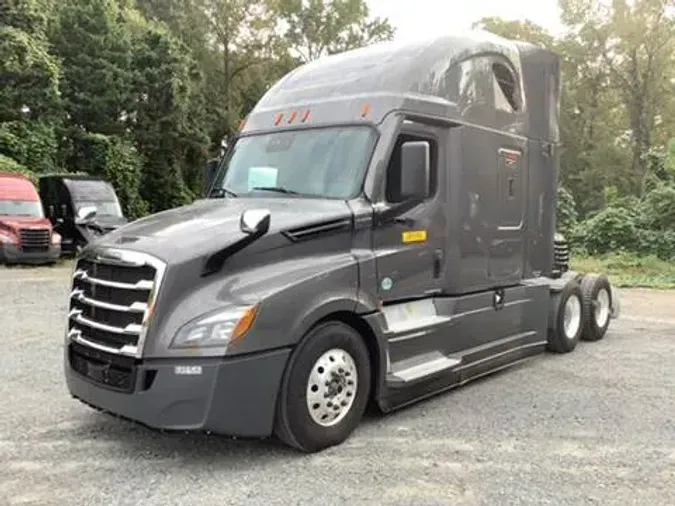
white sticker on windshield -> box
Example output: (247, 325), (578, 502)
(248, 166), (278, 191)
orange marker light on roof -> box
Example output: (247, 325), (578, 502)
(274, 112), (284, 125)
(361, 102), (372, 118)
(301, 109), (311, 123)
(287, 111), (298, 124)
(239, 118), (247, 131)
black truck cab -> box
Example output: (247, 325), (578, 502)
(39, 174), (128, 254)
(63, 31), (620, 453)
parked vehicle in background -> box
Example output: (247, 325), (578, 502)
(39, 174), (128, 255)
(63, 31), (620, 453)
(0, 172), (61, 265)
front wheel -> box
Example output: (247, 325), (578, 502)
(274, 321), (371, 453)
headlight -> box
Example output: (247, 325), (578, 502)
(0, 230), (16, 244)
(51, 232), (61, 245)
(170, 304), (259, 349)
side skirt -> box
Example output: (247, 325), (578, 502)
(380, 337), (546, 412)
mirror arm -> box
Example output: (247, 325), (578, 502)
(201, 226), (268, 277)
(374, 197), (424, 226)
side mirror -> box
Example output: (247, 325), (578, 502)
(399, 141), (430, 201)
(75, 206), (97, 224)
(240, 209), (271, 235)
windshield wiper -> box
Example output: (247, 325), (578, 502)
(209, 187), (238, 198)
(251, 186), (301, 196)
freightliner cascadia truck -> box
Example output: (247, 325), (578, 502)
(63, 30), (620, 453)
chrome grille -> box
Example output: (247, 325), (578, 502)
(19, 228), (50, 252)
(66, 249), (166, 357)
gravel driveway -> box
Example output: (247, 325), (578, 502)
(1, 263), (674, 506)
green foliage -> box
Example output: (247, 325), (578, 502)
(556, 186), (578, 236)
(0, 121), (59, 174)
(69, 133), (148, 219)
(571, 143), (675, 262)
(574, 205), (640, 255)
(572, 251), (675, 289)
(50, 0), (134, 134)
(1, 0), (54, 34)
(638, 183), (675, 232)
(127, 13), (203, 212)
(0, 154), (37, 184)
(0, 26), (62, 123)
(273, 0), (395, 61)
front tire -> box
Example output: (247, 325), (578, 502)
(274, 321), (371, 453)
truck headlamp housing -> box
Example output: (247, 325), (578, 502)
(170, 304), (259, 350)
(0, 229), (16, 244)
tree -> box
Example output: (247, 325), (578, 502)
(0, 0), (63, 174)
(124, 9), (208, 211)
(50, 0), (135, 136)
(559, 0), (675, 181)
(272, 0), (395, 62)
(473, 17), (556, 48)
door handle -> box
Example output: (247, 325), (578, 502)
(433, 249), (443, 278)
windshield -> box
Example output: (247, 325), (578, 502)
(75, 200), (123, 218)
(213, 126), (378, 199)
(0, 200), (44, 217)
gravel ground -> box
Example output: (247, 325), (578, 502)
(1, 263), (674, 506)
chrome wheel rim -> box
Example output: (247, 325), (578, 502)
(563, 295), (581, 339)
(594, 288), (610, 328)
(306, 348), (358, 427)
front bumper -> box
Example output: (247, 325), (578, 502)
(0, 243), (61, 264)
(64, 343), (291, 438)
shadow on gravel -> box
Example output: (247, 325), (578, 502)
(55, 414), (305, 466)
(46, 358), (542, 465)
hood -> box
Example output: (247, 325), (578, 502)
(0, 216), (52, 231)
(96, 197), (355, 264)
(88, 214), (128, 231)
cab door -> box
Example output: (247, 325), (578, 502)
(372, 121), (447, 303)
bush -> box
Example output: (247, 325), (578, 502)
(636, 230), (675, 262)
(638, 183), (675, 231)
(573, 205), (640, 255)
(0, 120), (59, 174)
(571, 172), (675, 261)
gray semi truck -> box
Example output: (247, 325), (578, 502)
(63, 30), (620, 453)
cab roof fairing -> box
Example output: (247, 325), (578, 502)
(240, 30), (558, 139)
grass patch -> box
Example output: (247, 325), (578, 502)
(571, 252), (675, 289)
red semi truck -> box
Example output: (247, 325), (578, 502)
(0, 172), (61, 264)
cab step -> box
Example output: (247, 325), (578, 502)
(387, 351), (461, 387)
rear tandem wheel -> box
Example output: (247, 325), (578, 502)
(547, 280), (585, 354)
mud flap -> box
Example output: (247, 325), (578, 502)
(609, 284), (621, 319)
